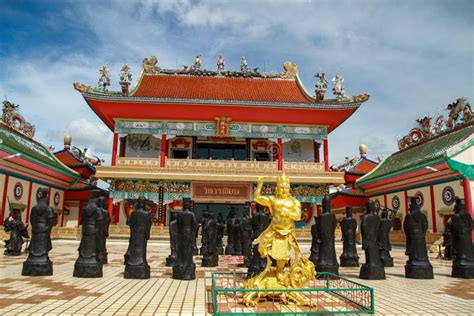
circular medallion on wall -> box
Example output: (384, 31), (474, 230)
(392, 196), (400, 211)
(442, 186), (455, 206)
(374, 199), (381, 211)
(13, 182), (23, 200)
(414, 191), (424, 207)
(54, 192), (60, 207)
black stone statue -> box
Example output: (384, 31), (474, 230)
(442, 221), (453, 260)
(22, 188), (54, 276)
(308, 215), (319, 266)
(248, 204), (270, 276)
(124, 196), (153, 279)
(173, 198), (198, 280)
(199, 210), (212, 256)
(166, 212), (178, 267)
(74, 192), (103, 278)
(403, 197), (433, 279)
(225, 207), (242, 255)
(4, 211), (28, 256)
(97, 197), (110, 264)
(240, 213), (253, 267)
(316, 195), (339, 275)
(201, 212), (219, 267)
(450, 198), (474, 278)
(216, 212), (225, 255)
(340, 207), (360, 267)
(379, 208), (394, 267)
(359, 201), (385, 279)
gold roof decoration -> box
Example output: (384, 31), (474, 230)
(281, 61), (299, 79)
(73, 82), (92, 94)
(142, 56), (160, 74)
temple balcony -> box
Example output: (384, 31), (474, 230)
(95, 157), (344, 184)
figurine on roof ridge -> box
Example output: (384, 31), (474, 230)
(217, 55), (225, 72)
(240, 56), (249, 73)
(332, 74), (345, 98)
(192, 55), (202, 70)
(314, 72), (328, 102)
(143, 56), (160, 74)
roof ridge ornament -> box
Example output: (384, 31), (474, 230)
(314, 72), (328, 102)
(143, 56), (160, 74)
(119, 64), (133, 94)
(2, 99), (36, 138)
(217, 55), (225, 73)
(97, 65), (111, 91)
(281, 61), (298, 79)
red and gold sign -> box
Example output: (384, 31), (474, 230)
(215, 116), (231, 138)
(192, 182), (251, 202)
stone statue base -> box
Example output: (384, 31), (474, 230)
(381, 256), (394, 267)
(98, 253), (108, 265)
(217, 247), (224, 255)
(452, 261), (474, 279)
(22, 260), (53, 276)
(405, 261), (433, 279)
(173, 264), (196, 280)
(73, 262), (103, 278)
(124, 264), (150, 279)
(165, 256), (176, 267)
(359, 264), (385, 280)
(340, 255), (359, 267)
(202, 256), (219, 267)
(308, 254), (318, 266)
(317, 264), (339, 275)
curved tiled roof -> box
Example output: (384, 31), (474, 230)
(131, 75), (312, 103)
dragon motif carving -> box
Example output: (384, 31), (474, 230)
(143, 56), (160, 74)
(2, 100), (35, 138)
(73, 82), (92, 93)
(281, 61), (299, 79)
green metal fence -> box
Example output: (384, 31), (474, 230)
(212, 272), (374, 315)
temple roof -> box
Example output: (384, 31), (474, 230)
(54, 149), (96, 178)
(357, 122), (473, 186)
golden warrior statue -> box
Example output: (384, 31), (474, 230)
(243, 173), (315, 306)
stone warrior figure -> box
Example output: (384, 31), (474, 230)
(225, 207), (242, 255)
(316, 195), (339, 275)
(247, 204), (270, 277)
(74, 191), (103, 278)
(332, 73), (345, 97)
(97, 65), (111, 91)
(201, 212), (218, 267)
(97, 197), (110, 264)
(240, 212), (253, 267)
(403, 197), (433, 279)
(442, 220), (453, 260)
(166, 212), (178, 267)
(379, 208), (394, 267)
(314, 72), (328, 102)
(240, 56), (249, 72)
(124, 196), (153, 279)
(308, 214), (319, 266)
(243, 174), (315, 307)
(192, 55), (202, 70)
(450, 198), (474, 278)
(3, 211), (29, 256)
(340, 207), (360, 267)
(359, 201), (385, 280)
(217, 55), (225, 72)
(216, 212), (225, 255)
(173, 198), (198, 280)
(22, 188), (54, 276)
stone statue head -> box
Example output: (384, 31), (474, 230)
(229, 206), (236, 218)
(366, 200), (376, 214)
(321, 195), (331, 214)
(98, 196), (106, 208)
(453, 197), (465, 214)
(183, 197), (192, 212)
(276, 173), (291, 198)
(409, 197), (420, 213)
(345, 207), (353, 218)
(36, 188), (50, 202)
(136, 196), (147, 210)
(381, 208), (389, 219)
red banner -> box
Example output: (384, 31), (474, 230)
(192, 182), (251, 202)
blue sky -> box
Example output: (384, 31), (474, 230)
(1, 0), (473, 165)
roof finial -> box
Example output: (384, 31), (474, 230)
(97, 65), (111, 91)
(314, 72), (328, 102)
(332, 74), (345, 98)
(217, 55), (225, 73)
(359, 144), (367, 158)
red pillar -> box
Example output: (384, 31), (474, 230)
(383, 194), (388, 209)
(404, 190), (409, 216)
(323, 139), (329, 171)
(114, 203), (120, 225)
(111, 132), (118, 166)
(108, 198), (113, 219)
(25, 182), (33, 224)
(60, 207), (65, 227)
(1, 175), (10, 221)
(429, 185), (437, 233)
(160, 134), (167, 168)
(277, 138), (283, 171)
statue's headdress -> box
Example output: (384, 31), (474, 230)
(277, 172), (290, 186)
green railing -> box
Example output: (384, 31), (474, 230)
(211, 272), (374, 315)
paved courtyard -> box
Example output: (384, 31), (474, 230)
(0, 239), (472, 315)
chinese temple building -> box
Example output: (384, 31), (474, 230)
(357, 98), (473, 239)
(74, 56), (370, 226)
(330, 144), (378, 226)
(1, 100), (80, 226)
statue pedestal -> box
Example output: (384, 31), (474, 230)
(22, 260), (53, 276)
(405, 261), (433, 279)
(98, 252), (108, 265)
(165, 256), (175, 267)
(173, 264), (196, 280)
(202, 256), (219, 267)
(340, 255), (359, 267)
(73, 262), (103, 278)
(124, 264), (150, 279)
(381, 256), (394, 267)
(452, 261), (474, 279)
(317, 264), (339, 275)
(359, 264), (385, 280)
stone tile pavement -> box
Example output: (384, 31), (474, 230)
(0, 240), (472, 315)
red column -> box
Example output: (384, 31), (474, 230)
(277, 138), (283, 171)
(429, 185), (437, 233)
(315, 142), (320, 163)
(463, 178), (473, 217)
(160, 134), (167, 168)
(111, 132), (119, 166)
(323, 139), (329, 171)
(25, 182), (33, 224)
(404, 190), (409, 216)
(114, 203), (120, 225)
(383, 194), (388, 209)
(60, 207), (65, 227)
(108, 198), (113, 219)
(1, 175), (10, 221)
(77, 203), (82, 227)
